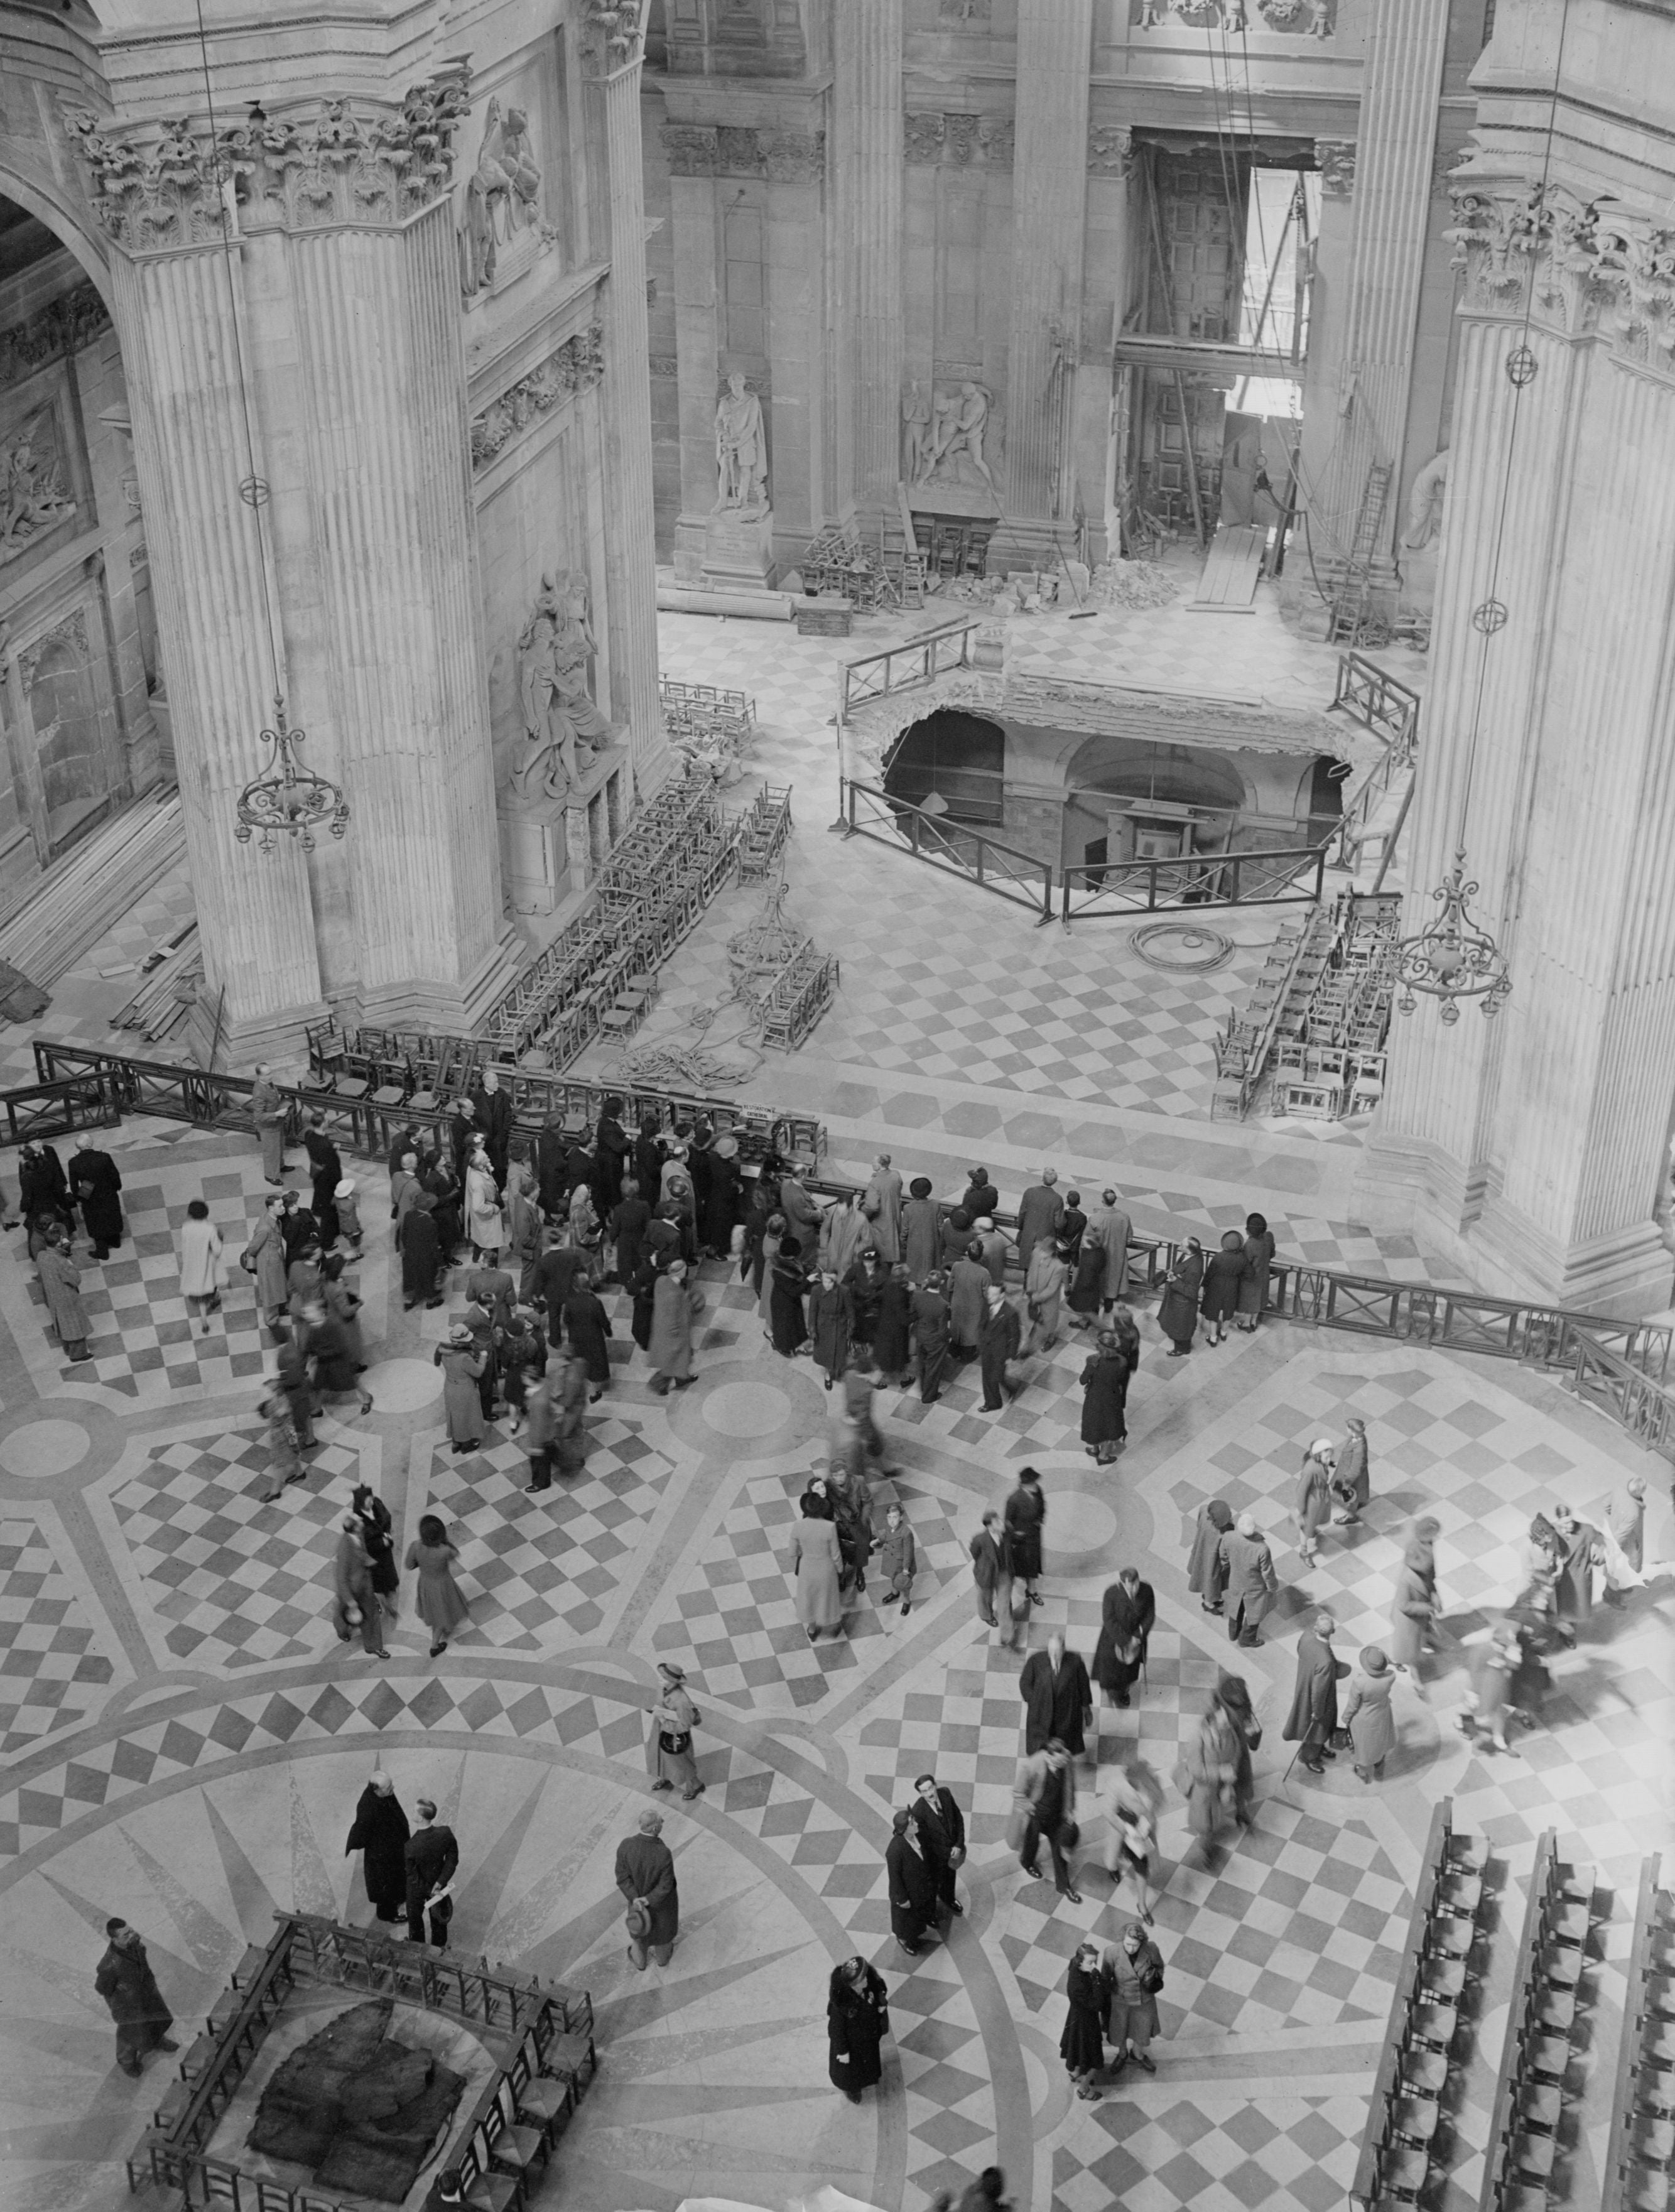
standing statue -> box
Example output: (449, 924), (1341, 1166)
(901, 381), (932, 483)
(714, 371), (769, 512)
(460, 96), (542, 298)
(509, 570), (614, 804)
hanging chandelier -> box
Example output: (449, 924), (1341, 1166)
(233, 695), (349, 854)
(1394, 848), (1511, 1025)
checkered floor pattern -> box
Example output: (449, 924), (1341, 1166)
(0, 1519), (115, 1755)
(110, 1431), (364, 1666)
(1052, 2090), (1369, 2212)
(420, 1416), (678, 1649)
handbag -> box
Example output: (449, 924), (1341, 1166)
(239, 1246), (259, 1274)
(1060, 1818), (1080, 1850)
(1141, 1960), (1165, 1995)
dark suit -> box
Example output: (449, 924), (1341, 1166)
(910, 1785), (966, 1910)
(68, 1146), (124, 1255)
(886, 1830), (938, 1951)
(472, 1084), (514, 1183)
(95, 1934), (173, 2073)
(1019, 1647), (1092, 1755)
(404, 1822), (459, 1946)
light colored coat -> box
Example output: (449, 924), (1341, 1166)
(244, 1212), (289, 1316)
(649, 1274), (698, 1379)
(178, 1216), (224, 1300)
(36, 1244), (89, 1343)
(465, 1162), (503, 1250)
(865, 1166), (903, 1264)
(1218, 1529), (1279, 1622)
(1342, 1666), (1397, 1767)
(435, 1345), (487, 1443)
(789, 1514), (843, 1631)
(1387, 1561), (1434, 1667)
(1089, 1204), (1132, 1301)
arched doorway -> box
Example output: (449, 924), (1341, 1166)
(1064, 735), (1248, 874)
(883, 707), (1006, 825)
(0, 180), (162, 899)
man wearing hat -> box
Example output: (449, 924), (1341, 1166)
(962, 1164), (1000, 1225)
(1014, 1169), (1063, 1271)
(333, 1176), (364, 1258)
(1341, 1645), (1397, 1781)
(1282, 1612), (1342, 1774)
(1218, 1513), (1279, 1647)
(1332, 1416), (1371, 1524)
(615, 1808), (678, 1970)
(648, 1661), (704, 1799)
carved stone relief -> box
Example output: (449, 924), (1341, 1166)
(509, 569), (615, 803)
(458, 95), (550, 300)
(0, 286), (111, 396)
(16, 609), (90, 690)
(469, 325), (604, 472)
(906, 112), (1012, 168)
(0, 404), (78, 567)
(1087, 126), (1134, 178)
(1316, 141), (1357, 198)
(63, 69), (472, 251)
(661, 121), (823, 182)
(1130, 0), (1335, 30)
(907, 381), (1000, 500)
(663, 124), (717, 176)
(578, 0), (646, 72)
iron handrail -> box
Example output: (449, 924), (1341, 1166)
(0, 1070), (121, 1149)
(840, 776), (1054, 922)
(1329, 649), (1421, 753)
(1061, 842), (1328, 921)
(837, 617), (982, 726)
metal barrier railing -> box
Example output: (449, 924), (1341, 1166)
(837, 617), (982, 726)
(1060, 842), (1328, 922)
(839, 777), (1055, 922)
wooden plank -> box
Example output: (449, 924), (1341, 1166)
(1190, 523), (1266, 610)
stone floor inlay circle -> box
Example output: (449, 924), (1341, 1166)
(0, 1416), (92, 1478)
(700, 1376), (794, 1438)
(355, 1357), (445, 1413)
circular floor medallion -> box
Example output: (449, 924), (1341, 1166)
(700, 1378), (794, 1439)
(355, 1358), (445, 1414)
(0, 1417), (92, 1480)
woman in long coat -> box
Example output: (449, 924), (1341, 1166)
(332, 1515), (389, 1657)
(1093, 1571), (1154, 1708)
(872, 1262), (912, 1385)
(947, 1250), (989, 1357)
(1341, 1645), (1397, 1780)
(404, 1512), (469, 1657)
(808, 1272), (852, 1389)
(827, 1956), (889, 2103)
(1199, 1231), (1247, 1346)
(1235, 1210), (1277, 1330)
(1103, 1924), (1165, 2072)
(648, 1260), (700, 1392)
(1295, 1441), (1334, 1563)
(789, 1495), (844, 1640)
(1157, 1239), (1205, 1357)
(1389, 1516), (1440, 1671)
(433, 1326), (487, 1451)
(1061, 1942), (1108, 2096)
(36, 1235), (91, 1360)
(344, 1772), (409, 1921)
(399, 1193), (443, 1308)
(649, 1660), (704, 1799)
(1079, 1333), (1131, 1462)
(1187, 1499), (1234, 1613)
(886, 1809), (938, 1955)
(465, 1151), (504, 1260)
(1024, 1239), (1070, 1354)
(769, 1235), (810, 1357)
(901, 1178), (941, 1284)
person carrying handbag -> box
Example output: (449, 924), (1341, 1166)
(648, 1660), (705, 1800)
(1101, 1921), (1166, 2074)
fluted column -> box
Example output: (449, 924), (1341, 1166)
(587, 14), (668, 794)
(832, 0), (904, 518)
(1004, 0), (1093, 519)
(1315, 0), (1450, 570)
(110, 248), (325, 1050)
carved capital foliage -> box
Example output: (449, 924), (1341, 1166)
(663, 123), (717, 176)
(905, 111), (1011, 169)
(62, 67), (472, 253)
(1446, 178), (1675, 376)
(0, 283), (111, 393)
(1087, 125), (1133, 178)
(1315, 139), (1356, 198)
(578, 0), (646, 75)
(766, 129), (825, 183)
(904, 112), (945, 166)
(469, 323), (605, 472)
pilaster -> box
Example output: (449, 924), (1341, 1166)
(832, 0), (904, 521)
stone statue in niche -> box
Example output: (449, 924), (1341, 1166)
(1, 417), (77, 561)
(914, 381), (998, 497)
(1402, 448), (1450, 548)
(509, 570), (615, 803)
(459, 97), (542, 298)
(901, 381), (932, 481)
(714, 372), (769, 512)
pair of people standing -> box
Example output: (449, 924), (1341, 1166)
(1060, 1924), (1168, 2098)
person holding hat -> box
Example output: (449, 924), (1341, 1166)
(1332, 1416), (1371, 1524)
(1341, 1645), (1397, 1781)
(1282, 1612), (1341, 1774)
(433, 1325), (487, 1453)
(901, 1176), (941, 1284)
(615, 1807), (678, 1970)
(649, 1661), (704, 1799)
(345, 1767), (410, 1922)
(1296, 1438), (1335, 1563)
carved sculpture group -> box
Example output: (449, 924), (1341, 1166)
(0, 417), (76, 564)
(458, 95), (544, 298)
(511, 569), (614, 805)
(901, 380), (998, 497)
(1132, 0), (1334, 31)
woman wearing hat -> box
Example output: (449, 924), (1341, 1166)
(648, 1661), (704, 1800)
(1199, 1230), (1248, 1348)
(648, 1257), (701, 1394)
(702, 1132), (742, 1257)
(827, 1955), (889, 2105)
(1340, 1646), (1396, 1782)
(1295, 1439), (1335, 1564)
(1079, 1330), (1132, 1463)
(901, 1176), (941, 1285)
(1156, 1237), (1204, 1357)
(433, 1324), (487, 1454)
(1060, 1941), (1107, 2098)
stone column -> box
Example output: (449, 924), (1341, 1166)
(585, 9), (668, 795)
(1355, 182), (1675, 1313)
(832, 0), (904, 520)
(1313, 0), (1451, 575)
(1002, 0), (1093, 529)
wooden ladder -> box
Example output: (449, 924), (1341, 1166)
(1326, 462), (1394, 644)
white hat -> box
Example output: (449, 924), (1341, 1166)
(335, 1178), (355, 1198)
(1309, 1437), (1336, 1458)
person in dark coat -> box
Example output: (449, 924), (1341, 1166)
(808, 1271), (852, 1389)
(910, 1772), (967, 1917)
(1187, 1498), (1235, 1613)
(1019, 1630), (1092, 1755)
(1058, 1188), (1088, 1265)
(471, 1068), (514, 1186)
(1157, 1238), (1205, 1356)
(303, 1114), (342, 1248)
(275, 1329), (315, 1448)
(962, 1165), (1000, 1224)
(846, 1245), (889, 1351)
(344, 1769), (410, 1922)
(536, 1114), (568, 1215)
(828, 1956), (889, 2103)
(564, 1134), (595, 1199)
(1066, 1228), (1105, 1329)
(769, 1234), (810, 1356)
(608, 1177), (651, 1288)
(1015, 1169), (1063, 1267)
(886, 1808), (938, 1955)
(629, 1250), (660, 1354)
(561, 1281), (612, 1393)
(970, 1509), (1009, 1629)
(1332, 1416), (1372, 1524)
(978, 1286), (1022, 1412)
(18, 1141), (73, 1234)
(1236, 1211), (1277, 1330)
(946, 1248), (989, 1356)
(911, 1271), (950, 1402)
(1060, 1941), (1107, 2097)
(95, 1919), (177, 2076)
(68, 1134), (124, 1257)
(350, 1481), (398, 1607)
(531, 1231), (587, 1347)
(279, 1190), (317, 1267)
(404, 1797), (458, 1946)
(399, 1193), (443, 1308)
(426, 1160), (463, 1261)
(1200, 1230), (1248, 1346)
(701, 1134), (742, 1257)
(1079, 1331), (1132, 1461)
(873, 1262), (912, 1385)
(1282, 1612), (1342, 1774)
(901, 1177), (941, 1284)
(590, 1095), (631, 1222)
(1093, 1567), (1154, 1709)
(1004, 1467), (1046, 1602)
(615, 1808), (678, 1970)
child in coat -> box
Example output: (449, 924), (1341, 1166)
(878, 1502), (916, 1618)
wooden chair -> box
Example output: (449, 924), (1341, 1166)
(1544, 1897), (1591, 1948)
(1392, 2093), (1439, 2148)
(1517, 2081), (1563, 2133)
(1401, 2044), (1448, 2098)
(1428, 1916), (1477, 1963)
(1445, 1832), (1489, 1875)
(1436, 1871), (1483, 1920)
(1375, 2133), (1429, 2201)
(1508, 2132), (1558, 2181)
(462, 2120), (521, 2212)
(1631, 2115), (1675, 2167)
(1535, 1985), (1578, 2036)
(1411, 1998), (1459, 2051)
(1495, 2189), (1548, 2212)
(1421, 1954), (1468, 2004)
(1541, 1946), (1584, 1991)
(508, 2030), (572, 2142)
(1522, 2032), (1571, 2083)
(1623, 2167), (1671, 2210)
(485, 2079), (550, 2186)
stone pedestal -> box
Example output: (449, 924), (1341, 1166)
(564, 742), (629, 890)
(501, 792), (570, 918)
(673, 506), (779, 592)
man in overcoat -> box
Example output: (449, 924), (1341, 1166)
(1218, 1512), (1279, 1647)
(615, 1807), (678, 1970)
(68, 1131), (124, 1258)
(1282, 1612), (1342, 1774)
(95, 1919), (178, 2076)
(1019, 1630), (1092, 1754)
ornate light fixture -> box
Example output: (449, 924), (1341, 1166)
(233, 695), (348, 854)
(1394, 849), (1512, 1025)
